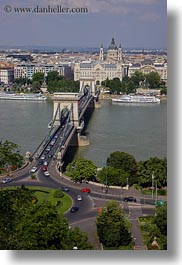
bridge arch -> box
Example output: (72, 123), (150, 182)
(79, 77), (96, 96)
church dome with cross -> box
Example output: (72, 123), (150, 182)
(99, 38), (123, 63)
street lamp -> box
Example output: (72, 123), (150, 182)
(126, 177), (129, 190)
(155, 182), (158, 204)
(151, 171), (155, 199)
(105, 162), (108, 193)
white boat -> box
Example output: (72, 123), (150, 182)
(112, 94), (160, 104)
(0, 92), (47, 101)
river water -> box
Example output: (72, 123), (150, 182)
(0, 99), (167, 167)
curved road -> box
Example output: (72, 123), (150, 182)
(0, 156), (157, 250)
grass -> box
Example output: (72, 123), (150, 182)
(138, 216), (154, 246)
(142, 189), (167, 196)
(1, 186), (72, 214)
(29, 187), (72, 214)
(103, 242), (134, 250)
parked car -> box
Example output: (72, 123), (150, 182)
(81, 188), (90, 193)
(30, 166), (37, 173)
(123, 196), (137, 202)
(77, 195), (82, 201)
(2, 177), (12, 184)
(70, 206), (79, 213)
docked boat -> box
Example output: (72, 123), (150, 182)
(0, 92), (47, 101)
(112, 94), (160, 104)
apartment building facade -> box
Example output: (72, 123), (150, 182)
(14, 63), (73, 80)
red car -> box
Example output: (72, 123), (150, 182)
(81, 188), (90, 193)
(42, 165), (47, 172)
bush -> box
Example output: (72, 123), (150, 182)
(55, 200), (62, 207)
(53, 189), (64, 198)
(31, 174), (37, 179)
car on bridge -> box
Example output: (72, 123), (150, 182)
(81, 188), (90, 193)
(46, 146), (51, 152)
(123, 196), (137, 202)
(40, 155), (46, 160)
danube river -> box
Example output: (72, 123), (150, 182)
(0, 99), (167, 166)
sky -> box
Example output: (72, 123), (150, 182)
(0, 0), (167, 49)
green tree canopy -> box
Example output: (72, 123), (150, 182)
(97, 166), (129, 186)
(0, 140), (23, 174)
(137, 157), (167, 188)
(66, 157), (97, 182)
(153, 203), (167, 236)
(145, 71), (161, 89)
(0, 187), (93, 250)
(96, 200), (132, 247)
(46, 71), (61, 83)
(31, 80), (41, 91)
(32, 72), (44, 84)
(160, 87), (167, 95)
(107, 151), (138, 185)
(45, 71), (79, 93)
(130, 71), (145, 87)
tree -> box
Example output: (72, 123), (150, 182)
(153, 203), (167, 236)
(126, 80), (136, 94)
(32, 72), (44, 85)
(146, 203), (167, 250)
(130, 71), (145, 88)
(66, 157), (97, 182)
(14, 77), (31, 86)
(101, 78), (122, 94)
(145, 72), (161, 89)
(0, 141), (23, 174)
(0, 187), (93, 250)
(32, 80), (41, 91)
(68, 227), (93, 250)
(97, 166), (129, 186)
(11, 202), (70, 250)
(107, 151), (138, 185)
(160, 87), (167, 95)
(137, 157), (167, 188)
(96, 201), (132, 247)
(46, 71), (60, 84)
(0, 186), (34, 249)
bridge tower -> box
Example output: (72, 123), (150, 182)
(79, 77), (96, 96)
(53, 93), (79, 127)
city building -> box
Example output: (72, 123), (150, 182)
(14, 63), (73, 80)
(0, 67), (14, 84)
(128, 59), (167, 84)
(74, 38), (124, 85)
(99, 38), (123, 63)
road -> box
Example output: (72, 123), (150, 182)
(0, 149), (157, 250)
